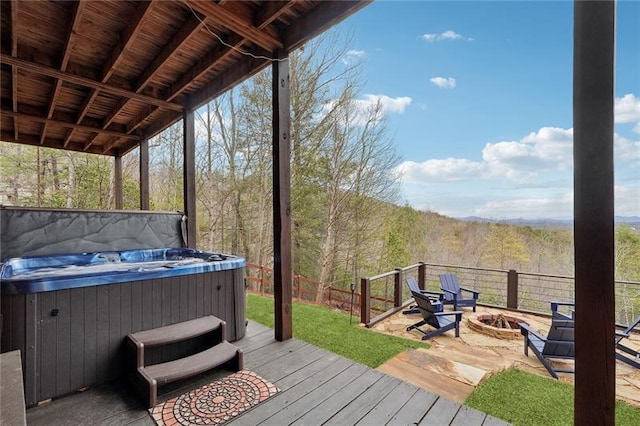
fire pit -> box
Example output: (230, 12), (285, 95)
(467, 313), (528, 340)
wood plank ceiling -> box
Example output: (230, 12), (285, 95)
(0, 0), (370, 156)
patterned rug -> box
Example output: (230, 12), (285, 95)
(149, 370), (279, 425)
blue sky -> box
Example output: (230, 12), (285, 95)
(333, 1), (639, 219)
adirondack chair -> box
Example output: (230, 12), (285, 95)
(404, 277), (463, 340)
(438, 274), (479, 312)
(402, 276), (443, 315)
(550, 301), (575, 320)
(615, 315), (640, 369)
(547, 301), (638, 369)
(520, 314), (575, 379)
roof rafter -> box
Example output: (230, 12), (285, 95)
(40, 1), (87, 144)
(183, 0), (282, 51)
(0, 54), (183, 112)
(126, 0), (292, 141)
(10, 0), (18, 140)
(2, 109), (142, 141)
(72, 0), (156, 150)
(284, 0), (372, 51)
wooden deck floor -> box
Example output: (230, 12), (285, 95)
(26, 321), (509, 425)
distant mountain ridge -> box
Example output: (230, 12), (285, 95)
(456, 216), (640, 229)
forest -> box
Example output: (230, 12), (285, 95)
(1, 31), (639, 296)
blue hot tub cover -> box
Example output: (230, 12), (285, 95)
(1, 248), (246, 294)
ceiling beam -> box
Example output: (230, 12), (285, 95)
(1, 130), (117, 156)
(40, 1), (87, 144)
(188, 54), (266, 112)
(65, 1), (159, 151)
(0, 54), (184, 112)
(1, 109), (143, 141)
(254, 1), (295, 28)
(101, 0), (155, 82)
(84, 9), (204, 151)
(283, 0), (371, 51)
(131, 0), (290, 137)
(183, 0), (282, 51)
(10, 0), (18, 140)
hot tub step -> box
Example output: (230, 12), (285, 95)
(142, 341), (242, 386)
(129, 315), (225, 347)
(126, 315), (243, 408)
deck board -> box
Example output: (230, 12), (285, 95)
(25, 321), (507, 425)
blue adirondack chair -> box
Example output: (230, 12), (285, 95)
(520, 309), (575, 379)
(404, 277), (463, 340)
(402, 276), (443, 315)
(438, 274), (479, 312)
(616, 315), (640, 369)
(544, 301), (638, 370)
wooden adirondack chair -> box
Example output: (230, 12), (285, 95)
(404, 277), (463, 340)
(438, 273), (479, 312)
(520, 314), (575, 379)
(615, 315), (640, 369)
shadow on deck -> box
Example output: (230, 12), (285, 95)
(26, 321), (509, 425)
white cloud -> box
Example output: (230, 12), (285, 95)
(473, 193), (573, 219)
(397, 158), (487, 183)
(321, 94), (412, 127)
(355, 94), (412, 115)
(615, 185), (640, 217)
(397, 123), (639, 219)
(342, 49), (366, 65)
(615, 94), (640, 133)
(482, 127), (574, 180)
(614, 134), (640, 165)
(615, 94), (640, 123)
(430, 77), (456, 89)
(346, 49), (366, 58)
(422, 30), (472, 42)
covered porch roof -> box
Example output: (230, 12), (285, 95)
(0, 1), (619, 424)
(0, 0), (369, 156)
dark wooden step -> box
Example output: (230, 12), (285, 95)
(136, 340), (244, 407)
(142, 341), (242, 386)
(129, 315), (224, 347)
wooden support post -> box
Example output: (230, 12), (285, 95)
(114, 155), (123, 209)
(272, 50), (292, 341)
(360, 278), (370, 325)
(418, 262), (426, 290)
(573, 1), (615, 424)
(394, 269), (403, 307)
(507, 269), (518, 310)
(183, 107), (196, 248)
(139, 138), (149, 210)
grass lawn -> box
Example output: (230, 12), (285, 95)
(465, 368), (640, 426)
(246, 293), (429, 368)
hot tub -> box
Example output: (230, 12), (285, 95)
(0, 247), (246, 406)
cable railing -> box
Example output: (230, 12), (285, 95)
(360, 262), (640, 327)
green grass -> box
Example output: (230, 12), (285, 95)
(465, 368), (640, 426)
(246, 293), (429, 367)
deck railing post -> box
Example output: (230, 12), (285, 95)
(507, 269), (518, 309)
(418, 262), (426, 290)
(394, 268), (403, 307)
(360, 278), (370, 324)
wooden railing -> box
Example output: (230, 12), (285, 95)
(246, 263), (392, 315)
(360, 262), (640, 327)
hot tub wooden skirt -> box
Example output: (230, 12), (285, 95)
(0, 268), (246, 406)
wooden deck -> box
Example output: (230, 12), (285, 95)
(26, 321), (509, 425)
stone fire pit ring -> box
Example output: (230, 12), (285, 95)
(467, 313), (528, 340)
